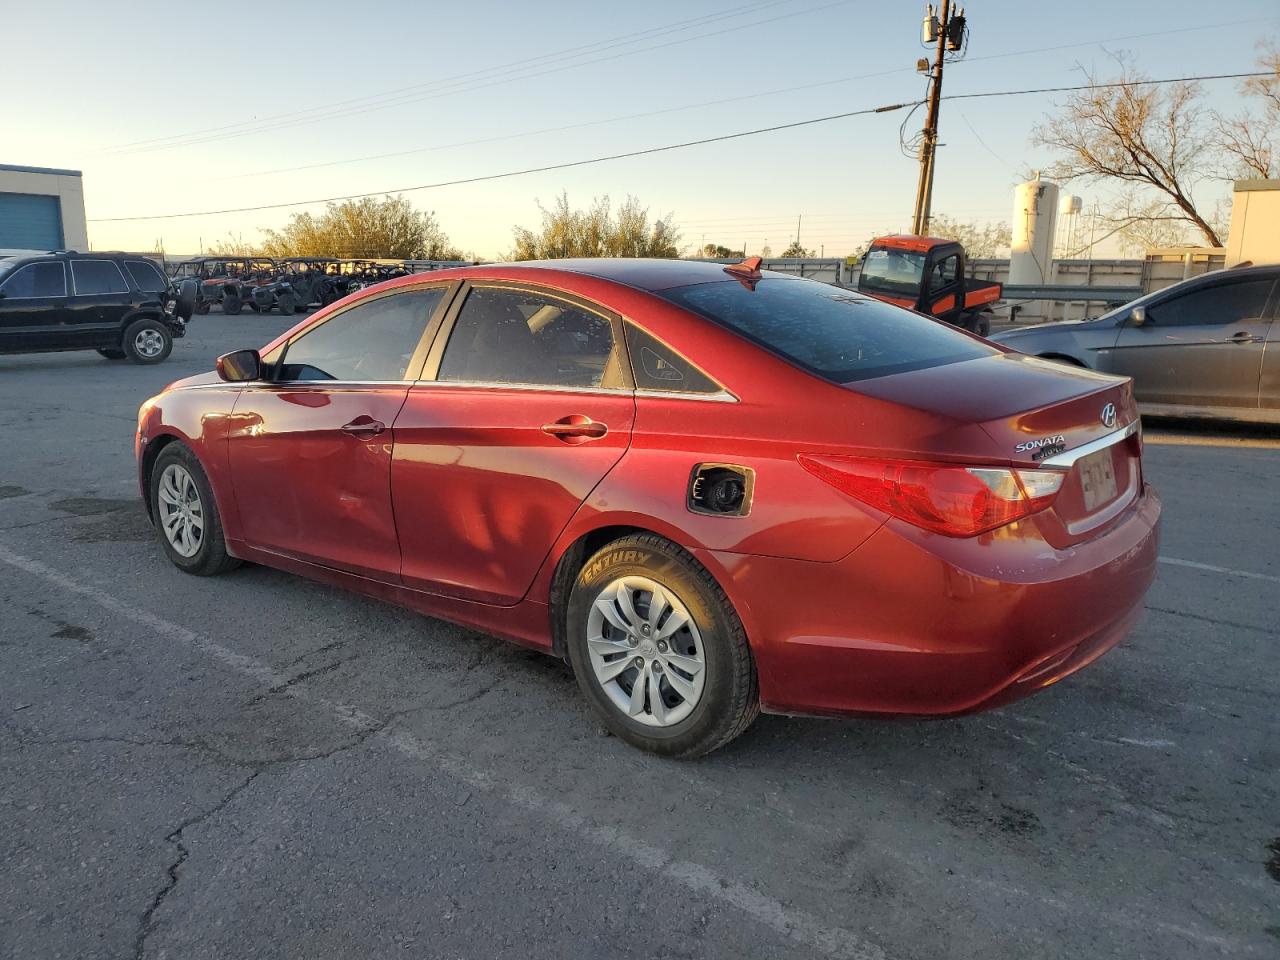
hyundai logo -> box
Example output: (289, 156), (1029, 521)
(1100, 403), (1117, 428)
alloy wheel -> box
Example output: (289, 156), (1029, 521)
(586, 576), (706, 727)
(134, 328), (165, 358)
(157, 463), (203, 558)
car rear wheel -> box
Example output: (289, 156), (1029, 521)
(566, 534), (759, 758)
(123, 319), (172, 364)
(150, 443), (241, 577)
(97, 348), (127, 360)
(222, 294), (242, 315)
(277, 292), (297, 315)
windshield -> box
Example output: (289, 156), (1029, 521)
(858, 248), (925, 297)
(657, 276), (996, 383)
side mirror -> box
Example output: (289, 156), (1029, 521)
(216, 348), (262, 382)
(1129, 306), (1147, 326)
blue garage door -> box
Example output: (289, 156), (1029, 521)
(0, 192), (64, 250)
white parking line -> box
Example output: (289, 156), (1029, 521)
(1158, 556), (1280, 584)
(0, 543), (885, 960)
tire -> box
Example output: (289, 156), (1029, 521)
(566, 534), (758, 758)
(277, 293), (296, 315)
(122, 318), (173, 364)
(97, 347), (127, 360)
(150, 443), (241, 577)
(975, 314), (991, 337)
(222, 294), (242, 315)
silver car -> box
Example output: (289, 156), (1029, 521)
(991, 265), (1280, 423)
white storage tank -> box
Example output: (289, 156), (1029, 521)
(1009, 174), (1060, 285)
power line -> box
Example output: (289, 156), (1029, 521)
(89, 71), (1269, 223)
(104, 0), (793, 153)
(104, 0), (852, 157)
(208, 14), (1275, 184)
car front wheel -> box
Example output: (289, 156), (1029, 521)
(150, 443), (241, 576)
(566, 534), (759, 758)
(123, 319), (173, 364)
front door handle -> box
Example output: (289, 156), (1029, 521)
(542, 415), (608, 443)
(1227, 331), (1260, 344)
(341, 416), (385, 437)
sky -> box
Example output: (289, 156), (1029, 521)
(4, 0), (1277, 259)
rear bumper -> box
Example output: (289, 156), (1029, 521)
(698, 484), (1161, 718)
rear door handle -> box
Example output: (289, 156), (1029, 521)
(542, 415), (608, 442)
(341, 416), (385, 437)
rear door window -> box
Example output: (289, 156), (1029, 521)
(125, 259), (168, 293)
(437, 286), (623, 389)
(657, 277), (996, 383)
(70, 260), (129, 295)
(0, 261), (66, 298)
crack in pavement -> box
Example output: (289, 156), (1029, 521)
(134, 770), (261, 960)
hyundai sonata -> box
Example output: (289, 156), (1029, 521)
(136, 258), (1161, 757)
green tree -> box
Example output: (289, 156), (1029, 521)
(256, 195), (462, 260)
(779, 240), (812, 258)
(509, 193), (680, 259)
(700, 243), (744, 258)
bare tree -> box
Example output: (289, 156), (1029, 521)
(1212, 42), (1279, 179)
(927, 214), (1012, 259)
(1033, 54), (1223, 246)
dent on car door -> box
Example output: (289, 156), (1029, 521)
(391, 283), (636, 606)
(226, 286), (451, 580)
(0, 261), (68, 350)
(1108, 277), (1275, 408)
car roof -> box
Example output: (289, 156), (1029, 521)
(488, 258), (780, 292)
(870, 235), (958, 253)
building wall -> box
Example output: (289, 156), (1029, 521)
(1225, 179), (1280, 267)
(0, 164), (89, 252)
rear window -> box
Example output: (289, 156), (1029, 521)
(125, 259), (168, 292)
(656, 277), (996, 382)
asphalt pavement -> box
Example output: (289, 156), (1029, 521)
(1, 312), (1277, 959)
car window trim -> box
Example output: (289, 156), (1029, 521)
(418, 279), (634, 391)
(270, 280), (460, 385)
(70, 258), (129, 296)
(0, 260), (67, 299)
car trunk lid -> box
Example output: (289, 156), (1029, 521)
(846, 352), (1142, 544)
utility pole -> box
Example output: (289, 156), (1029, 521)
(911, 2), (966, 235)
(796, 213), (802, 252)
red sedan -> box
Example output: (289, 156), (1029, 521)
(136, 258), (1160, 757)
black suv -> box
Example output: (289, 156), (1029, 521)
(0, 251), (195, 363)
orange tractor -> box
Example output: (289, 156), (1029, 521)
(856, 235), (1001, 336)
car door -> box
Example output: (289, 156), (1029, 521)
(391, 282), (636, 605)
(923, 250), (962, 322)
(68, 259), (133, 346)
(227, 284), (453, 581)
(1106, 275), (1276, 409)
(0, 260), (68, 351)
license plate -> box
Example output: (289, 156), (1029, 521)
(1079, 449), (1118, 512)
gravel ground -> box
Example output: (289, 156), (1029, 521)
(1, 312), (1277, 960)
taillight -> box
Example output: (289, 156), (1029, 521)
(798, 455), (1065, 537)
